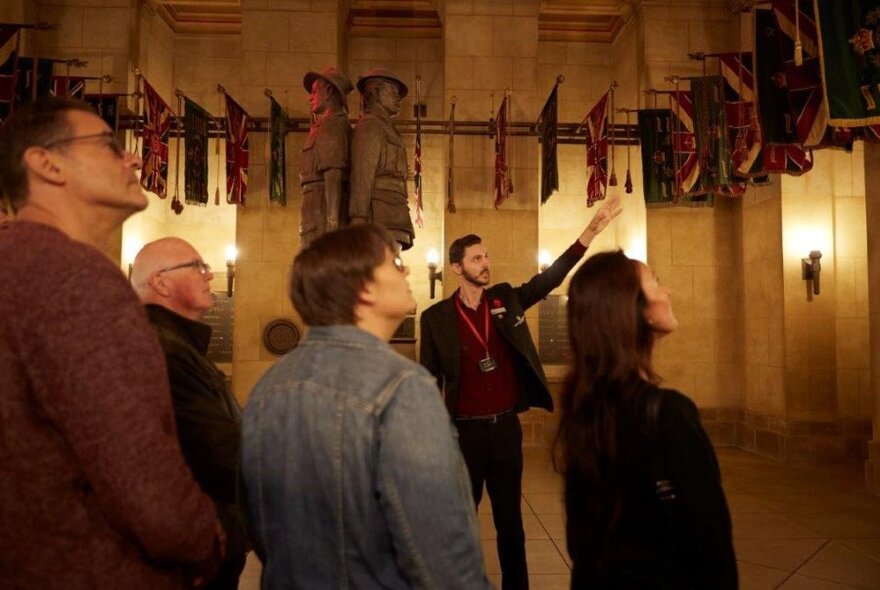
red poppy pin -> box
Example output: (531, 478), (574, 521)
(490, 299), (507, 317)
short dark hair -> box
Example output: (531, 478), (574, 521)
(448, 234), (482, 265)
(290, 224), (398, 326)
(0, 97), (96, 210)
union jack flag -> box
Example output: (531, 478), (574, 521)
(140, 80), (171, 198)
(584, 91), (608, 207)
(667, 90), (706, 199)
(224, 93), (250, 206)
(0, 26), (20, 128)
(717, 53), (764, 178)
(50, 75), (85, 99)
(493, 95), (511, 209)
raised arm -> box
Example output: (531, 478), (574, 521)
(515, 195), (622, 309)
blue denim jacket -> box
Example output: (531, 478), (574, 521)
(242, 325), (491, 589)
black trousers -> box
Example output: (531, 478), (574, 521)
(455, 413), (528, 590)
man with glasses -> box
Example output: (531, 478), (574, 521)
(419, 196), (622, 590)
(132, 237), (250, 590)
(242, 224), (491, 589)
(0, 98), (223, 587)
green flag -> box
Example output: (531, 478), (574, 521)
(692, 76), (733, 190)
(816, 0), (880, 127)
(183, 97), (209, 206)
(638, 109), (675, 208)
(269, 96), (288, 205)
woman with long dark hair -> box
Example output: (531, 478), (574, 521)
(555, 250), (737, 589)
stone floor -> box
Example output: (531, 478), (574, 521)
(240, 447), (880, 589)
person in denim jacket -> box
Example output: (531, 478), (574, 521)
(242, 223), (491, 589)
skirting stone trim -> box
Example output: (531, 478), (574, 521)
(735, 410), (871, 464)
(522, 397), (871, 466)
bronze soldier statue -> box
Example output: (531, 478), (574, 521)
(351, 68), (414, 251)
(299, 67), (354, 248)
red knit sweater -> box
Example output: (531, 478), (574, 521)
(0, 222), (218, 588)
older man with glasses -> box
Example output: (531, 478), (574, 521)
(132, 237), (250, 590)
(0, 97), (224, 588)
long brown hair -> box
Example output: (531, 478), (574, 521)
(553, 250), (658, 542)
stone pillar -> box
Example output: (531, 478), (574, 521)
(442, 1), (544, 443)
(232, 0), (344, 402)
(865, 142), (880, 494)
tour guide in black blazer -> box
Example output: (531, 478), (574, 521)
(419, 197), (621, 590)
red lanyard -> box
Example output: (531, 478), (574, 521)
(454, 294), (490, 354)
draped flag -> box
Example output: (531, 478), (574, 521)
(770, 0), (868, 148)
(638, 109), (675, 208)
(692, 75), (744, 197)
(494, 95), (511, 209)
(717, 53), (765, 178)
(667, 90), (712, 206)
(754, 7), (814, 175)
(84, 94), (120, 132)
(0, 26), (21, 127)
(447, 101), (456, 213)
(224, 92), (250, 206)
(584, 92), (608, 207)
(184, 97), (209, 205)
(413, 98), (424, 225)
(815, 0), (880, 127)
(140, 80), (172, 197)
(268, 96), (287, 206)
(50, 75), (85, 99)
(539, 85), (559, 204)
(15, 58), (52, 106)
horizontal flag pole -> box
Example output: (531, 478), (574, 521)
(116, 114), (641, 144)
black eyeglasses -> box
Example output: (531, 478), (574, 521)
(43, 132), (126, 157)
(392, 256), (407, 273)
(156, 259), (212, 276)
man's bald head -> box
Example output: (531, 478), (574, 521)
(132, 237), (215, 321)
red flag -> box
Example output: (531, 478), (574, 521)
(140, 80), (171, 198)
(224, 93), (250, 206)
(0, 26), (21, 128)
(584, 92), (608, 207)
(493, 95), (511, 209)
(50, 75), (85, 99)
(717, 53), (764, 177)
(413, 104), (424, 227)
(668, 91), (704, 196)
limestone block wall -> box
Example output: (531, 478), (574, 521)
(865, 143), (880, 493)
(228, 0), (344, 401)
(636, 0), (742, 445)
(738, 150), (871, 463)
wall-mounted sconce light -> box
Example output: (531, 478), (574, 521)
(538, 250), (552, 272)
(427, 248), (443, 299)
(225, 244), (238, 298)
(802, 250), (822, 298)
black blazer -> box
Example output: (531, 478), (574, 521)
(419, 243), (586, 416)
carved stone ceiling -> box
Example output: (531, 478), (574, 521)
(148, 1), (633, 42)
(148, 0), (242, 35)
